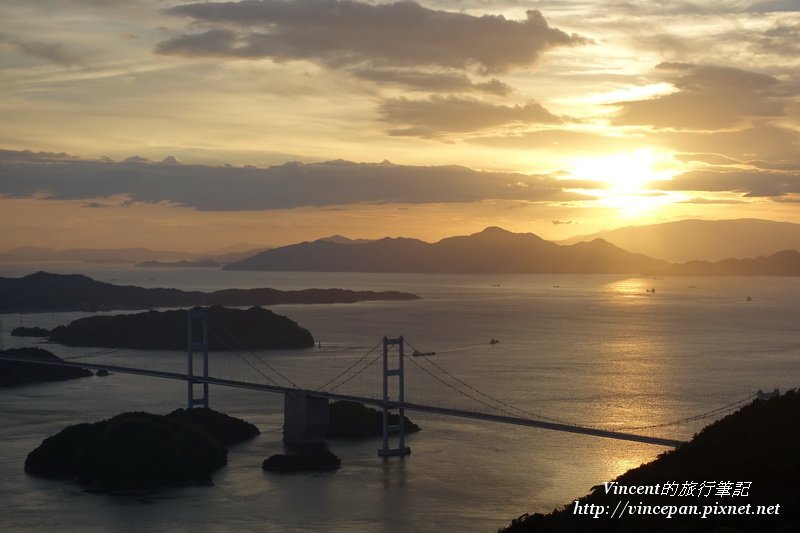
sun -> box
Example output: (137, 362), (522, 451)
(564, 149), (680, 217)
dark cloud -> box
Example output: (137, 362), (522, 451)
(659, 169), (800, 197)
(0, 33), (84, 66)
(157, 1), (585, 74)
(551, 219), (574, 224)
(652, 123), (800, 161)
(0, 149), (586, 211)
(755, 22), (800, 56)
(525, 0), (800, 15)
(353, 68), (513, 95)
(612, 63), (788, 130)
(380, 95), (560, 136)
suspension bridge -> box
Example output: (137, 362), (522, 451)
(1, 308), (757, 454)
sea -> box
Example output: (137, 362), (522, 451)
(1, 266), (798, 532)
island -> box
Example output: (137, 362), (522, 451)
(135, 259), (221, 268)
(0, 271), (420, 313)
(0, 347), (92, 387)
(24, 408), (259, 489)
(262, 448), (341, 472)
(11, 326), (51, 337)
(326, 400), (420, 439)
(501, 390), (800, 531)
(49, 305), (315, 350)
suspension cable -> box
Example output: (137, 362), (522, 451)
(209, 317), (299, 388)
(327, 350), (384, 393)
(404, 338), (571, 424)
(316, 340), (382, 391)
(208, 328), (282, 387)
(614, 394), (755, 430)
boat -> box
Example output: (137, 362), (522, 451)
(489, 338), (499, 345)
(412, 350), (435, 356)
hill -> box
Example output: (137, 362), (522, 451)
(560, 219), (800, 262)
(0, 271), (419, 313)
(500, 390), (800, 532)
(224, 227), (668, 274)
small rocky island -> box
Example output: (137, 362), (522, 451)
(501, 390), (800, 532)
(49, 305), (314, 350)
(11, 326), (51, 337)
(0, 347), (92, 387)
(262, 447), (342, 472)
(326, 400), (420, 439)
(262, 402), (420, 473)
(25, 408), (259, 489)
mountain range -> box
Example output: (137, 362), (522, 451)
(560, 218), (800, 262)
(224, 227), (668, 274)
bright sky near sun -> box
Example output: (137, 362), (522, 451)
(1, 0), (799, 250)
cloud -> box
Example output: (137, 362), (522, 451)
(659, 169), (800, 197)
(612, 63), (788, 130)
(652, 123), (800, 161)
(157, 1), (585, 74)
(676, 197), (748, 205)
(352, 68), (513, 95)
(380, 95), (560, 136)
(673, 153), (742, 165)
(474, 128), (638, 153)
(0, 149), (587, 211)
(0, 33), (85, 66)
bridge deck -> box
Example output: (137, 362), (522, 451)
(0, 355), (686, 448)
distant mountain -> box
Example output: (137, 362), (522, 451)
(667, 249), (800, 276)
(224, 227), (668, 274)
(560, 219), (800, 262)
(0, 272), (419, 313)
(317, 235), (375, 245)
(0, 246), (200, 264)
(135, 259), (221, 268)
(0, 245), (270, 266)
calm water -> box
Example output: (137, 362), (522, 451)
(1, 267), (798, 532)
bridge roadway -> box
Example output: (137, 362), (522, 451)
(0, 355), (687, 448)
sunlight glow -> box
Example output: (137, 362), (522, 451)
(564, 149), (680, 217)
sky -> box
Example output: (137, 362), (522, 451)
(1, 0), (799, 251)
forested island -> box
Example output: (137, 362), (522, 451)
(0, 271), (419, 313)
(501, 390), (800, 532)
(49, 305), (314, 350)
(0, 347), (92, 387)
(25, 408), (259, 489)
(11, 326), (51, 337)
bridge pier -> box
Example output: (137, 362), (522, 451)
(187, 308), (209, 409)
(379, 336), (411, 457)
(283, 393), (329, 445)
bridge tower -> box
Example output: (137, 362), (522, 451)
(378, 336), (411, 457)
(187, 308), (209, 409)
